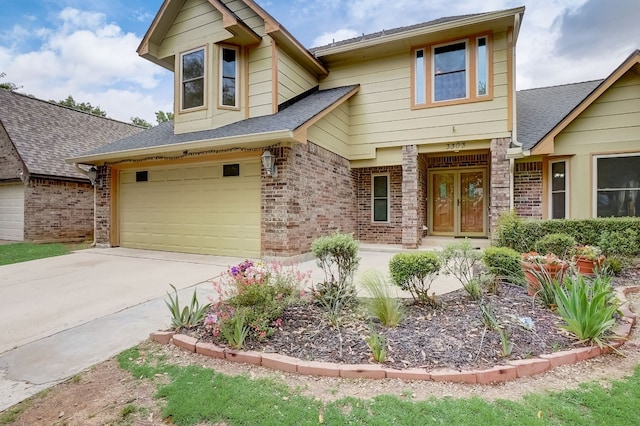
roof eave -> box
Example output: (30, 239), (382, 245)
(313, 7), (525, 57)
(66, 130), (298, 166)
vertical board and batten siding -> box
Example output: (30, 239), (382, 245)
(248, 37), (275, 117)
(0, 184), (24, 241)
(550, 72), (640, 218)
(277, 49), (318, 104)
(307, 102), (351, 158)
(118, 159), (261, 257)
(319, 30), (510, 161)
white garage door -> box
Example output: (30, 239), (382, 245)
(0, 183), (24, 241)
(118, 159), (261, 257)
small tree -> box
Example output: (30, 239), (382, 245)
(389, 251), (441, 306)
(131, 116), (153, 128)
(440, 240), (484, 300)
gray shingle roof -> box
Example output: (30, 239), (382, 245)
(85, 85), (359, 157)
(309, 14), (482, 54)
(516, 80), (603, 150)
(0, 89), (143, 180)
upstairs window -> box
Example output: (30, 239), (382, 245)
(181, 47), (205, 110)
(595, 154), (640, 217)
(220, 46), (238, 108)
(413, 34), (491, 107)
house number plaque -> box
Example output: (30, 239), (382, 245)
(446, 142), (466, 150)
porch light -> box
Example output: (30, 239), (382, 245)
(261, 150), (278, 177)
(87, 166), (98, 186)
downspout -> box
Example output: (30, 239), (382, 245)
(73, 163), (97, 247)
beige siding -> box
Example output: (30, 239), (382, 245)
(278, 49), (318, 104)
(319, 30), (510, 162)
(222, 0), (265, 35)
(307, 102), (350, 158)
(553, 72), (640, 218)
(248, 37), (275, 117)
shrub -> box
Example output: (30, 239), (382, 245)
(482, 246), (524, 284)
(365, 326), (387, 363)
(389, 251), (441, 306)
(439, 240), (483, 300)
(553, 274), (619, 347)
(360, 270), (405, 327)
(598, 229), (638, 259)
(534, 233), (576, 259)
(311, 233), (360, 314)
(165, 284), (212, 330)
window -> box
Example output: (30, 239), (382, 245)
(220, 46), (238, 107)
(595, 154), (640, 217)
(136, 171), (148, 182)
(414, 34), (491, 106)
(550, 161), (567, 219)
(181, 48), (205, 110)
(223, 164), (240, 177)
(372, 175), (389, 222)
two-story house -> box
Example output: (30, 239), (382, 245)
(68, 0), (525, 258)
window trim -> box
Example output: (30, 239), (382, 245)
(412, 32), (493, 109)
(179, 46), (207, 112)
(372, 174), (390, 223)
(593, 152), (640, 217)
(218, 45), (239, 109)
(549, 159), (569, 219)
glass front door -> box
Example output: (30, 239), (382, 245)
(429, 169), (486, 236)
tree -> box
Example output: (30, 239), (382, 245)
(130, 116), (153, 128)
(53, 95), (107, 117)
(155, 110), (174, 123)
(0, 72), (19, 90)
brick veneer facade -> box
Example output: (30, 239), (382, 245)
(514, 160), (543, 218)
(353, 165), (403, 245)
(261, 142), (357, 257)
(23, 177), (94, 242)
(94, 166), (112, 245)
(402, 145), (420, 248)
(489, 138), (512, 234)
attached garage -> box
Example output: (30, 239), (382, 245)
(118, 158), (261, 257)
(0, 183), (24, 241)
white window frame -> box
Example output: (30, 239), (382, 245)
(179, 46), (207, 112)
(549, 159), (569, 219)
(219, 45), (239, 108)
(372, 174), (390, 223)
(592, 153), (640, 217)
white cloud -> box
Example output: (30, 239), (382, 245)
(311, 29), (361, 48)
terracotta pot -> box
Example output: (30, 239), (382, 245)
(574, 255), (605, 276)
(522, 261), (568, 296)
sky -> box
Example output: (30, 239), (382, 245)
(0, 0), (638, 124)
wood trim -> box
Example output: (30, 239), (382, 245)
(271, 38), (278, 114)
(244, 45), (251, 118)
(108, 151), (260, 171)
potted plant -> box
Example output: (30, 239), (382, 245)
(571, 245), (605, 276)
(521, 251), (568, 296)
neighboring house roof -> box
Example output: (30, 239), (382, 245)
(516, 80), (603, 151)
(72, 85), (359, 164)
(0, 89), (144, 181)
(520, 49), (640, 155)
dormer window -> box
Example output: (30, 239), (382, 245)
(413, 33), (492, 108)
(220, 46), (238, 108)
(180, 47), (205, 110)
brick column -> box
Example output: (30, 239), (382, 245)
(490, 137), (511, 235)
(402, 145), (419, 248)
(94, 165), (112, 246)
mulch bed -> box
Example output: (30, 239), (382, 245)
(192, 267), (639, 371)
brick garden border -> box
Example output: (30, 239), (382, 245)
(150, 286), (638, 384)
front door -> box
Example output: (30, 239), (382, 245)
(429, 169), (486, 236)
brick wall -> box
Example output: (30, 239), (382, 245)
(23, 177), (94, 242)
(489, 138), (512, 234)
(418, 154), (428, 239)
(94, 166), (112, 245)
(402, 145), (420, 248)
(514, 161), (543, 218)
(0, 127), (24, 180)
(261, 142), (357, 257)
(353, 165), (403, 245)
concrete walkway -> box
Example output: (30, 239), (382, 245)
(0, 243), (475, 411)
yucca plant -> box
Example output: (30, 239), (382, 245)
(165, 284), (212, 329)
(553, 275), (619, 347)
(221, 309), (250, 349)
(365, 326), (387, 363)
(360, 270), (405, 327)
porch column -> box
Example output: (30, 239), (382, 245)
(402, 145), (420, 248)
(94, 165), (112, 246)
(490, 137), (511, 236)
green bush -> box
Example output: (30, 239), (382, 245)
(494, 214), (640, 255)
(535, 233), (576, 258)
(389, 251), (441, 306)
(598, 229), (638, 259)
(482, 246), (524, 284)
(440, 240), (484, 300)
(311, 233), (360, 317)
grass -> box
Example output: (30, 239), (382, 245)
(0, 242), (88, 266)
(117, 347), (640, 426)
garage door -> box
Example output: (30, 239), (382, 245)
(0, 183), (24, 241)
(119, 159), (261, 257)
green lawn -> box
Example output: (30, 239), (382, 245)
(118, 346), (640, 426)
(0, 242), (72, 266)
